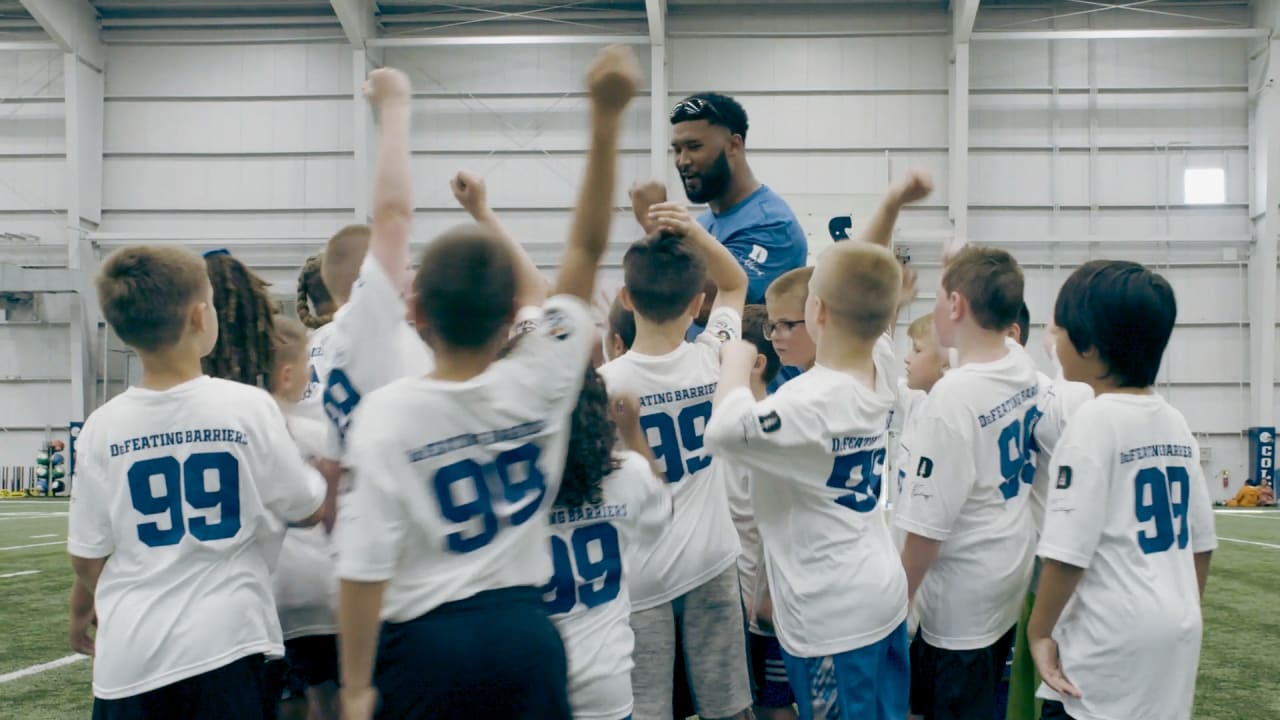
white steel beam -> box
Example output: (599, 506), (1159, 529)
(1247, 8), (1278, 432)
(353, 49), (377, 223)
(953, 0), (981, 44)
(18, 0), (103, 70)
(645, 0), (665, 41)
(647, 0), (667, 181)
(330, 0), (376, 47)
(63, 50), (104, 422)
(973, 28), (1270, 41)
(949, 43), (970, 246)
(366, 34), (648, 48)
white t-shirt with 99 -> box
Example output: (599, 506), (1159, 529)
(67, 377), (325, 699)
(705, 336), (908, 658)
(336, 295), (595, 622)
(1037, 393), (1216, 720)
(597, 307), (743, 610)
(318, 255), (434, 458)
(895, 343), (1040, 651)
(544, 451), (672, 720)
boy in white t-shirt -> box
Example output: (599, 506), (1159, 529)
(1029, 260), (1216, 720)
(335, 46), (640, 720)
(896, 246), (1040, 720)
(68, 246), (325, 719)
(597, 202), (751, 718)
(705, 172), (932, 720)
(265, 315), (341, 720)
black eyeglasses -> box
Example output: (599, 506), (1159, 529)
(764, 319), (805, 340)
(670, 97), (725, 125)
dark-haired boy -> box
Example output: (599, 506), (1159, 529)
(669, 92), (806, 305)
(68, 246), (325, 720)
(895, 246), (1041, 720)
(334, 46), (640, 720)
(598, 201), (752, 719)
(1029, 260), (1215, 720)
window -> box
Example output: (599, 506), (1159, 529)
(1183, 168), (1225, 205)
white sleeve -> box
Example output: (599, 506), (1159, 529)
(894, 400), (977, 542)
(66, 417), (113, 559)
(704, 386), (816, 479)
(500, 295), (596, 402)
(1037, 419), (1110, 569)
(339, 255), (407, 349)
(695, 306), (742, 351)
(335, 408), (410, 582)
(321, 255), (410, 448)
(509, 305), (543, 339)
(257, 401), (326, 524)
(619, 451), (673, 543)
(1034, 378), (1093, 457)
(1186, 451), (1218, 554)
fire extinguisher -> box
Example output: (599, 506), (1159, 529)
(1221, 469), (1230, 489)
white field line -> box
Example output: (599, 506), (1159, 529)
(30, 534), (57, 538)
(0, 570), (40, 579)
(1219, 536), (1280, 551)
(0, 654), (87, 684)
(0, 500), (70, 505)
(0, 540), (64, 551)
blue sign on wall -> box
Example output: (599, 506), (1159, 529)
(1248, 426), (1275, 488)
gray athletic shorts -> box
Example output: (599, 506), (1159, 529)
(630, 567), (752, 720)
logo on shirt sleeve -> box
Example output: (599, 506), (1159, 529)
(542, 309), (573, 342)
(916, 456), (934, 479)
(758, 411), (782, 434)
(1056, 465), (1073, 490)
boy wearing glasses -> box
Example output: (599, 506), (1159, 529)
(669, 93), (808, 305)
(763, 267), (817, 391)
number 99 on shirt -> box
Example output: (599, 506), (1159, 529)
(640, 401), (712, 484)
(432, 443), (547, 553)
(127, 452), (241, 547)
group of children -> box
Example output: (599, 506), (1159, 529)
(64, 44), (1217, 720)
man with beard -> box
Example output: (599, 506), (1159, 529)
(669, 93), (808, 305)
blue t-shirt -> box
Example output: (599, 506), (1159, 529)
(698, 185), (808, 306)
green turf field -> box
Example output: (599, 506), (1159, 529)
(1, 498), (1277, 719)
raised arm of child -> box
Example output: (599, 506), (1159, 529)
(647, 202), (749, 316)
(451, 170), (548, 309)
(364, 68), (415, 294)
(857, 170), (933, 249)
(554, 46), (641, 302)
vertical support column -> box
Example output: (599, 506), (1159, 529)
(650, 41), (668, 183)
(1248, 38), (1278, 431)
(352, 49), (377, 223)
(63, 52), (103, 421)
(949, 43), (970, 245)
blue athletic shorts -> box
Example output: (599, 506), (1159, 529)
(781, 621), (909, 720)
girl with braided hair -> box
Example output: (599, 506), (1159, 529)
(296, 253), (336, 329)
(201, 251), (278, 388)
(540, 360), (673, 720)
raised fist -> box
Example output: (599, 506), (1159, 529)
(892, 170), (934, 206)
(587, 45), (641, 114)
(450, 170), (489, 217)
(363, 67), (411, 106)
